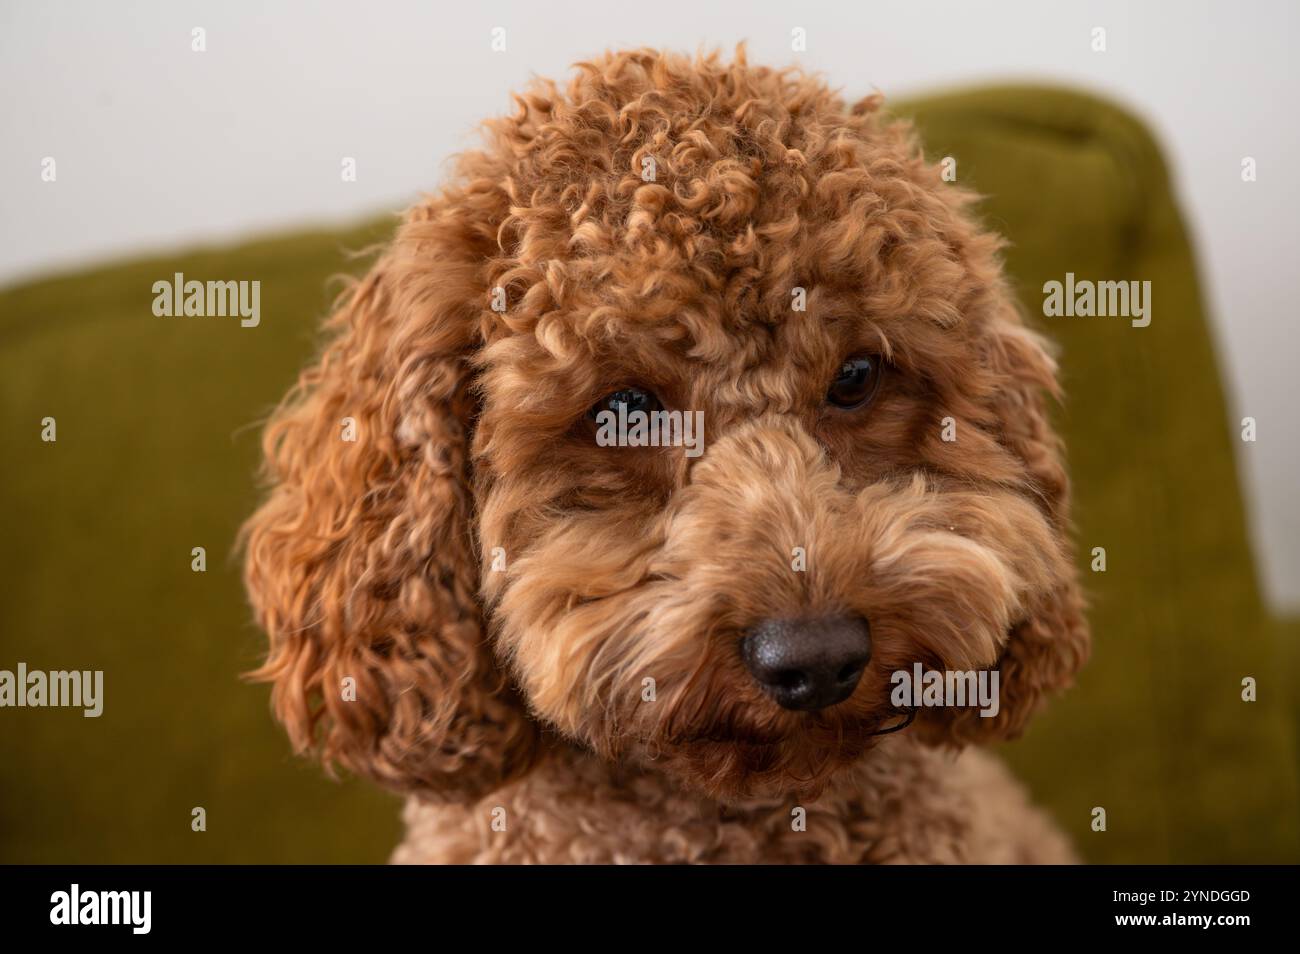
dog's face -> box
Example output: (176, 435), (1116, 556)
(243, 49), (1087, 804)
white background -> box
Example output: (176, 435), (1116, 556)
(2, 0), (1295, 609)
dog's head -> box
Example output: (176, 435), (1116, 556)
(242, 48), (1088, 803)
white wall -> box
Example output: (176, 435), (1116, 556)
(2, 0), (1295, 609)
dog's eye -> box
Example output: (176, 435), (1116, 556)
(826, 356), (882, 409)
(588, 387), (662, 421)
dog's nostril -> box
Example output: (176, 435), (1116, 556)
(775, 670), (807, 691)
(740, 615), (872, 712)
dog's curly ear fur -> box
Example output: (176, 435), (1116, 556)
(241, 199), (539, 800)
(925, 297), (1091, 745)
(980, 316), (1090, 738)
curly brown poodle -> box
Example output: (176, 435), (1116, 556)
(242, 46), (1089, 864)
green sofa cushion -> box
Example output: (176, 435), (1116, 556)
(1, 84), (1295, 863)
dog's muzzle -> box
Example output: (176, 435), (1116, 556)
(740, 616), (872, 711)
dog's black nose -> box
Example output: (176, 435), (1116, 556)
(740, 616), (872, 711)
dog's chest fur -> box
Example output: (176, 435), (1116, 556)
(391, 736), (1075, 864)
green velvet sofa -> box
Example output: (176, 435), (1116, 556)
(1, 84), (1295, 863)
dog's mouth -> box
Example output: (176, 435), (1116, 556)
(652, 701), (918, 749)
(625, 717), (893, 800)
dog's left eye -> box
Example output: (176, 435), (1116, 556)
(826, 356), (882, 409)
(587, 387), (662, 421)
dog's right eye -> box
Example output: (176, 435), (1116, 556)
(587, 387), (662, 421)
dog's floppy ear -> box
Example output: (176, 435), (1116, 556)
(927, 303), (1090, 745)
(241, 200), (539, 799)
